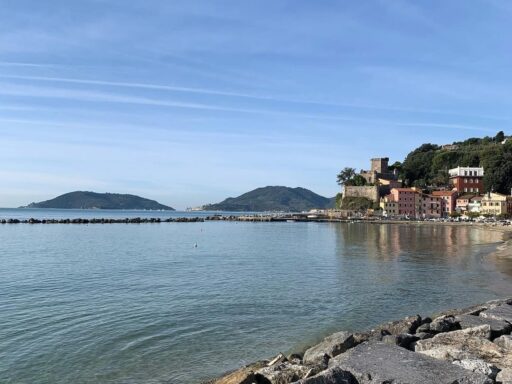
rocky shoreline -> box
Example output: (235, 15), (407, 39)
(208, 298), (512, 384)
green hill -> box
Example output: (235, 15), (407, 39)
(203, 186), (335, 212)
(399, 131), (512, 193)
(22, 191), (175, 210)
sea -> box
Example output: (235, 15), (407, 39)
(1, 208), (512, 384)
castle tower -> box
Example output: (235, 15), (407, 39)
(371, 158), (389, 175)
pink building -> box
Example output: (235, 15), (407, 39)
(386, 188), (445, 218)
(431, 190), (458, 216)
(420, 194), (443, 218)
(389, 188), (420, 217)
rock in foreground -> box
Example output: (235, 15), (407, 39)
(329, 342), (492, 384)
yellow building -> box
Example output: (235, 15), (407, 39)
(380, 194), (399, 217)
(480, 192), (512, 216)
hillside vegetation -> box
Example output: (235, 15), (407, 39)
(399, 131), (512, 193)
(23, 191), (175, 210)
(203, 186), (335, 212)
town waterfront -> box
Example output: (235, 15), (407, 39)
(1, 211), (512, 383)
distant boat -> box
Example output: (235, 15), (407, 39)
(286, 219), (296, 223)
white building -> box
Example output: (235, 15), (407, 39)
(448, 167), (484, 178)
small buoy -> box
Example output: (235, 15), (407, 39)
(194, 243), (198, 248)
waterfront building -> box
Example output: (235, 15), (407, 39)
(456, 194), (475, 213)
(449, 166), (484, 194)
(431, 190), (458, 216)
(467, 196), (482, 214)
(480, 192), (512, 216)
(380, 194), (398, 217)
(389, 188), (420, 217)
(419, 194), (443, 218)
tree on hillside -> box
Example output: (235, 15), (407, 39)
(401, 144), (439, 186)
(336, 167), (356, 186)
(496, 131), (505, 143)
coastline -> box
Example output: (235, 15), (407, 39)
(210, 297), (512, 384)
(208, 223), (512, 384)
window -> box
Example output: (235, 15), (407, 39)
(464, 188), (468, 192)
(465, 171), (468, 176)
(464, 178), (468, 183)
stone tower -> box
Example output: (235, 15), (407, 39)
(371, 158), (389, 175)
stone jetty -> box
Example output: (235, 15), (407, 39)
(208, 298), (512, 384)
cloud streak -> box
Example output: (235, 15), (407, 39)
(1, 74), (506, 121)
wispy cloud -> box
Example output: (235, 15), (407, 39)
(0, 74), (507, 121)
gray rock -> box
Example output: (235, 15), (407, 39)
(457, 314), (512, 339)
(435, 298), (512, 318)
(302, 332), (355, 365)
(481, 305), (512, 323)
(292, 367), (356, 384)
(382, 333), (419, 350)
(496, 367), (512, 384)
(416, 332), (435, 340)
(415, 325), (512, 369)
(371, 314), (421, 336)
(416, 323), (431, 333)
(429, 315), (461, 333)
(494, 335), (512, 351)
(453, 359), (500, 380)
(212, 361), (268, 384)
(256, 363), (310, 384)
(329, 342), (491, 383)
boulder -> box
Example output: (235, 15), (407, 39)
(371, 314), (421, 336)
(456, 314), (512, 339)
(256, 362), (311, 384)
(452, 359), (500, 380)
(494, 335), (512, 351)
(328, 342), (491, 383)
(496, 367), (512, 384)
(481, 305), (512, 323)
(212, 361), (267, 384)
(382, 333), (419, 350)
(416, 323), (431, 333)
(415, 325), (512, 369)
(302, 332), (355, 366)
(429, 315), (460, 333)
(435, 298), (512, 318)
(292, 367), (356, 384)
(416, 332), (435, 340)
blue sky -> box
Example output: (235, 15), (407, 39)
(1, 0), (511, 209)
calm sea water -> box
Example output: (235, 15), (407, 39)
(1, 209), (511, 384)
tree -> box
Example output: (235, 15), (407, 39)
(345, 174), (367, 186)
(496, 131), (505, 143)
(335, 193), (343, 209)
(336, 167), (356, 186)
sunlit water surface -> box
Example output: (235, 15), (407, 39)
(1, 209), (511, 383)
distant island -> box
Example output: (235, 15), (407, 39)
(202, 186), (335, 212)
(21, 191), (175, 210)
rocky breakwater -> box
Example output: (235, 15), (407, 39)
(208, 298), (512, 384)
(0, 217), (204, 224)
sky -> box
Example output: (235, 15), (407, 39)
(1, 0), (511, 209)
